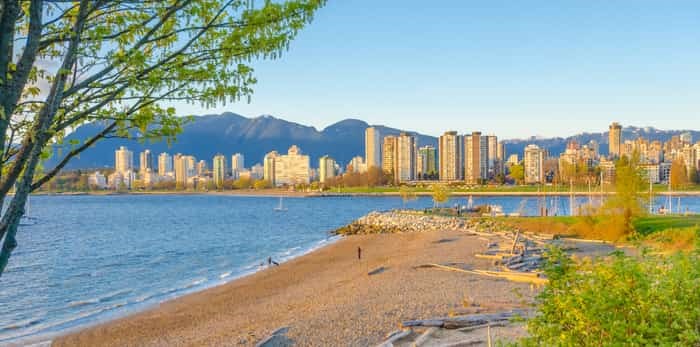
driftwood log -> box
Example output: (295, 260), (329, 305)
(402, 310), (526, 329)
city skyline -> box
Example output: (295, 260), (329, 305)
(100, 121), (700, 191)
(169, 1), (700, 138)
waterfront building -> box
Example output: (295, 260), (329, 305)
(487, 135), (499, 177)
(506, 154), (519, 166)
(659, 162), (672, 183)
(365, 127), (381, 170)
(87, 171), (107, 189)
(319, 155), (336, 183)
(495, 141), (506, 175)
(263, 151), (279, 184)
(250, 163), (264, 180)
(108, 171), (134, 190)
(348, 156), (366, 173)
(231, 153), (245, 177)
(265, 146), (311, 186)
(382, 136), (398, 176)
(142, 170), (160, 187)
(639, 163), (661, 184)
(417, 145), (437, 179)
(185, 156), (197, 178)
(139, 150), (153, 174)
(609, 122), (622, 158)
(196, 160), (207, 176)
(158, 152), (173, 176)
(681, 144), (699, 175)
(524, 144), (545, 184)
(465, 132), (489, 184)
(680, 132), (692, 145)
(438, 131), (464, 181)
(173, 154), (188, 187)
(599, 158), (616, 184)
(213, 154), (226, 188)
(396, 133), (416, 183)
(115, 146), (133, 174)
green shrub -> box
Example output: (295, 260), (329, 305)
(519, 247), (700, 346)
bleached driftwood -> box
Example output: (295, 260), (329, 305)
(418, 263), (548, 284)
(412, 327), (438, 347)
(403, 310), (525, 329)
(376, 329), (412, 347)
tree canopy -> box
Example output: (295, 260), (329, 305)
(0, 0), (326, 276)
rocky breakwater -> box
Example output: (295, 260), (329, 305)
(334, 211), (478, 235)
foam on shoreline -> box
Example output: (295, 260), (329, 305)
(0, 235), (343, 346)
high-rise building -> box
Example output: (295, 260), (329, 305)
(173, 153), (187, 187)
(609, 122), (622, 158)
(365, 127), (381, 170)
(263, 151), (279, 184)
(348, 156), (366, 173)
(524, 144), (545, 184)
(185, 156), (196, 178)
(395, 133), (416, 183)
(251, 163), (264, 180)
(196, 160), (207, 176)
(465, 132), (489, 184)
(264, 146), (311, 186)
(417, 145), (437, 179)
(231, 153), (245, 174)
(115, 146), (133, 174)
(158, 152), (173, 176)
(212, 154), (226, 188)
(506, 154), (519, 166)
(438, 131), (463, 181)
(680, 132), (692, 145)
(139, 150), (153, 174)
(319, 155), (336, 183)
(487, 135), (498, 176)
(382, 136), (398, 176)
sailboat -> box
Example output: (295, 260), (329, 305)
(274, 196), (288, 212)
(20, 195), (38, 226)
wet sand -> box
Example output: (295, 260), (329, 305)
(55, 231), (534, 347)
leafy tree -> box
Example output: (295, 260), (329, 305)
(602, 153), (647, 236)
(233, 177), (251, 189)
(430, 184), (449, 207)
(670, 158), (689, 189)
(253, 179), (271, 190)
(689, 167), (699, 185)
(509, 164), (524, 184)
(0, 0), (325, 276)
(522, 249), (700, 346)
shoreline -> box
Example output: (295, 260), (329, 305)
(52, 228), (542, 346)
(6, 235), (343, 347)
(27, 189), (700, 197)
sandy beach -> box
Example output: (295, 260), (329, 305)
(54, 230), (537, 346)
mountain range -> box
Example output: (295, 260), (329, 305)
(49, 113), (699, 170)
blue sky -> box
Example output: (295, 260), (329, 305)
(176, 0), (700, 139)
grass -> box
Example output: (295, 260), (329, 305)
(493, 214), (700, 247)
(332, 184), (700, 194)
(632, 215), (700, 236)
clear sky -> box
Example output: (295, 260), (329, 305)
(176, 0), (700, 139)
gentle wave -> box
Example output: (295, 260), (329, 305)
(3, 236), (342, 344)
(66, 289), (132, 308)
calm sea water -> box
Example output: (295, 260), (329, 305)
(1, 194), (698, 343)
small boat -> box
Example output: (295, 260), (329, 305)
(274, 197), (288, 212)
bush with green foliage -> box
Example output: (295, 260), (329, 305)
(519, 247), (700, 346)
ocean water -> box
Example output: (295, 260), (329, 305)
(0, 194), (698, 344)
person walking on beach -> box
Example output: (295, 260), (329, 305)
(357, 246), (362, 260)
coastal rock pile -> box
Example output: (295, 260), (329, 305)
(334, 211), (476, 235)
